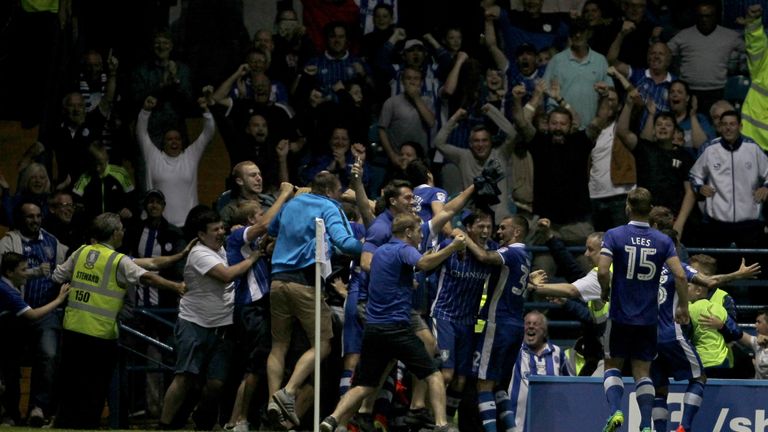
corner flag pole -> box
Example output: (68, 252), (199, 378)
(314, 218), (325, 432)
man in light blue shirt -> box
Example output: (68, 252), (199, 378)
(542, 19), (610, 130)
(266, 171), (362, 428)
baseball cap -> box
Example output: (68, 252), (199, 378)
(516, 43), (537, 57)
(144, 189), (166, 204)
(403, 39), (426, 52)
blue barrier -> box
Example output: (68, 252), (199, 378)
(527, 376), (768, 431)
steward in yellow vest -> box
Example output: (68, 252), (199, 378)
(64, 243), (127, 339)
(51, 212), (186, 429)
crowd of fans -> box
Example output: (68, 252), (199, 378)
(1, 0), (768, 430)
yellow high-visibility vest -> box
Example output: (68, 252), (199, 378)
(63, 244), (126, 340)
(21, 0), (58, 12)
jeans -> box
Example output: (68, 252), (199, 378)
(24, 309), (61, 414)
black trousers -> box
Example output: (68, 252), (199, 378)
(55, 330), (118, 429)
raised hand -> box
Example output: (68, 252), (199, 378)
(351, 143), (366, 162)
(278, 181), (295, 198)
(450, 108), (468, 123)
(645, 97), (657, 115)
(276, 139), (290, 159)
(689, 95), (698, 115)
(621, 20), (636, 35)
(143, 96), (157, 111)
(546, 79), (561, 100)
(746, 4), (763, 24)
(536, 218), (554, 241)
(392, 27), (407, 43)
(737, 258), (761, 279)
(452, 233), (467, 251)
(107, 55), (119, 75)
(512, 84), (527, 101)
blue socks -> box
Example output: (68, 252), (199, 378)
(603, 368), (624, 413)
(681, 380), (705, 429)
(477, 390), (497, 432)
(496, 390), (515, 432)
(446, 386), (462, 418)
(652, 396), (669, 432)
(339, 369), (353, 397)
(635, 377), (655, 430)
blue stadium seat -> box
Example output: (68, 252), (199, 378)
(724, 75), (751, 109)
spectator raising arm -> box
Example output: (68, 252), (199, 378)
(441, 51), (469, 98)
(511, 85), (536, 143)
(606, 21), (635, 78)
(616, 96), (639, 150)
(434, 108), (469, 163)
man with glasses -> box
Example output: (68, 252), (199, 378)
(43, 191), (86, 252)
(0, 201), (68, 426)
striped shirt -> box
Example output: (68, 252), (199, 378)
(227, 226), (271, 304)
(628, 68), (675, 129)
(508, 342), (571, 432)
(18, 231), (61, 308)
(431, 239), (498, 325)
(480, 243), (530, 325)
(79, 72), (107, 113)
(306, 51), (369, 97)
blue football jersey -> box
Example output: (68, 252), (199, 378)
(657, 262), (698, 343)
(601, 221), (677, 325)
(431, 239), (499, 325)
(413, 184), (448, 223)
(479, 243), (530, 326)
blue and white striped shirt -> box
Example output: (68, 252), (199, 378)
(628, 67), (675, 129)
(508, 342), (571, 432)
(227, 226), (271, 305)
(431, 239), (498, 325)
(19, 231), (61, 308)
(306, 51), (369, 98)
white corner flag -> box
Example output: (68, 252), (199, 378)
(315, 218), (332, 279)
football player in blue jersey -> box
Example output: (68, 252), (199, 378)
(431, 208), (498, 418)
(598, 187), (689, 432)
(464, 215), (531, 432)
(651, 229), (760, 432)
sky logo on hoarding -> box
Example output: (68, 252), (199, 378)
(629, 392), (768, 431)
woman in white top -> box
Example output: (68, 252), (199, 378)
(137, 96), (215, 227)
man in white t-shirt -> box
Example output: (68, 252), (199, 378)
(159, 208), (261, 430)
(587, 88), (636, 232)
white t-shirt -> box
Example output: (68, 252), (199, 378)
(571, 269), (601, 302)
(137, 110), (215, 226)
(179, 243), (234, 328)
